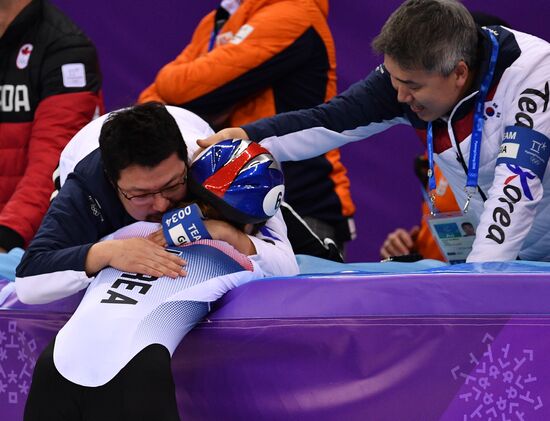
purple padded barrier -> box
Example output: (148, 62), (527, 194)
(50, 0), (550, 262)
(175, 272), (550, 420)
(175, 316), (548, 420)
(0, 282), (82, 421)
(3, 266), (550, 420)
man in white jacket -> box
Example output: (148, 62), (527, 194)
(201, 0), (550, 262)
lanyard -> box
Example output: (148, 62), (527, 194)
(209, 7), (231, 52)
(426, 29), (500, 215)
(208, 30), (218, 52)
(426, 121), (437, 215)
(421, 184), (439, 215)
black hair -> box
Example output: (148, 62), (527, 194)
(99, 102), (188, 182)
(177, 194), (264, 235)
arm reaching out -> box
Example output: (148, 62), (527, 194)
(197, 127), (249, 150)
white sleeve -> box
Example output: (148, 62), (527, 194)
(468, 49), (550, 262)
(15, 222), (160, 304)
(248, 209), (299, 277)
(468, 158), (546, 262)
(59, 114), (108, 185)
(15, 270), (92, 305)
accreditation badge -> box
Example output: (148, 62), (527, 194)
(426, 212), (477, 264)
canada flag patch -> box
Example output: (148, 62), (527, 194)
(16, 44), (33, 69)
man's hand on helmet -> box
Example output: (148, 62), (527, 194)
(196, 127), (249, 158)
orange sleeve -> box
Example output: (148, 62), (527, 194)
(137, 11), (216, 104)
(146, 3), (314, 106)
(138, 83), (166, 104)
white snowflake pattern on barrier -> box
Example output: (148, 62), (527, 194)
(0, 320), (38, 405)
(450, 333), (543, 420)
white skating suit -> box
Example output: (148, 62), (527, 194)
(54, 221), (262, 386)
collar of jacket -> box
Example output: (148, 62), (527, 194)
(220, 0), (241, 15)
(431, 25), (521, 127)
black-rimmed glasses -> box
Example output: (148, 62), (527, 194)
(117, 173), (187, 205)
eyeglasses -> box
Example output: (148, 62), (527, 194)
(117, 173), (187, 205)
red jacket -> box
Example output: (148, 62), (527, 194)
(0, 0), (103, 250)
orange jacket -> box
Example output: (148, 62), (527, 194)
(139, 0), (355, 240)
